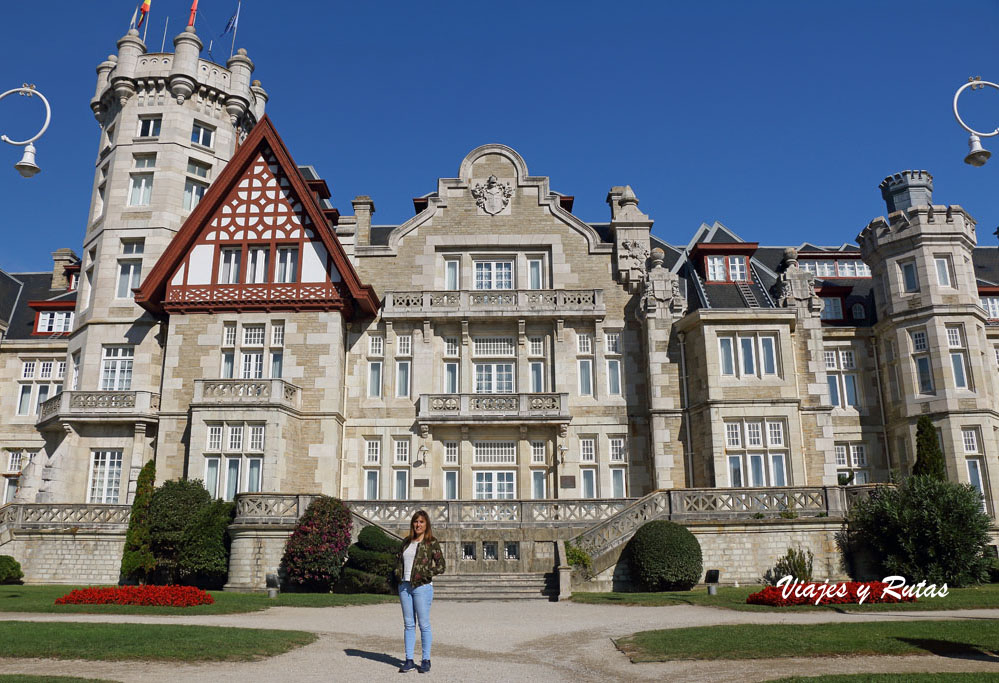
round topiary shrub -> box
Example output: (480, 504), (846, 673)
(281, 496), (353, 591)
(334, 525), (402, 595)
(357, 525), (403, 554)
(625, 520), (702, 591)
(0, 555), (24, 584)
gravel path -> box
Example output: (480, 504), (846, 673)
(1, 603), (997, 682)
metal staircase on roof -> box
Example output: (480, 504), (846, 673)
(737, 281), (760, 308)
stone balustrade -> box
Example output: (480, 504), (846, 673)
(418, 393), (570, 424)
(382, 289), (605, 319)
(0, 503), (131, 532)
(193, 379), (301, 410)
(36, 391), (160, 429)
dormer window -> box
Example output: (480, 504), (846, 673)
(705, 255), (748, 282)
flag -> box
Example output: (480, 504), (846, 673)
(129, 5), (138, 29)
(221, 1), (240, 37)
(136, 0), (151, 29)
(188, 0), (199, 27)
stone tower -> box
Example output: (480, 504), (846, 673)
(26, 27), (268, 503)
(857, 171), (999, 497)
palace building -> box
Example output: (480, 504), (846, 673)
(0, 26), (996, 589)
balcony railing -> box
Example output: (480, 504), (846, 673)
(36, 391), (160, 428)
(0, 503), (131, 532)
(382, 289), (605, 319)
(417, 393), (570, 424)
(193, 379), (301, 410)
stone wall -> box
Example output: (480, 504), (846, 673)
(3, 529), (126, 585)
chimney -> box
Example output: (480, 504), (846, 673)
(352, 196), (375, 246)
(879, 170), (933, 214)
(50, 248), (78, 290)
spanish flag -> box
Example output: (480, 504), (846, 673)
(137, 0), (151, 29)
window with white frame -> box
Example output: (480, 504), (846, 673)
(609, 437), (626, 462)
(899, 260), (919, 293)
(395, 360), (411, 397)
(611, 467), (627, 498)
(128, 172), (153, 206)
(706, 255), (726, 281)
(962, 427), (987, 511)
(444, 336), (460, 357)
(191, 122), (214, 147)
(365, 470), (379, 500)
(825, 348), (860, 408)
(474, 260), (513, 290)
(947, 325), (971, 390)
(365, 439), (381, 464)
(71, 352), (80, 391)
(605, 332), (621, 354)
(706, 254), (748, 282)
(36, 310), (73, 333)
(276, 246), (298, 283)
(577, 333), (592, 355)
(577, 358), (593, 396)
(204, 422), (263, 500)
(529, 361), (545, 392)
(719, 333), (779, 377)
(724, 419), (789, 487)
(444, 441), (459, 465)
(580, 438), (595, 463)
(910, 329), (934, 394)
(6, 450), (34, 474)
(271, 322), (284, 347)
(394, 438), (410, 464)
(246, 247), (268, 283)
(475, 363), (514, 394)
(368, 361), (382, 398)
(444, 361), (459, 393)
(369, 335), (384, 357)
(394, 469), (409, 500)
(88, 449), (123, 504)
(100, 346), (133, 391)
(473, 337), (515, 356)
(529, 336), (544, 357)
(397, 334), (412, 356)
(474, 470), (515, 499)
(607, 358), (622, 396)
(962, 427), (980, 455)
(934, 256), (953, 287)
(835, 443), (869, 484)
(531, 441), (546, 464)
(982, 296), (999, 319)
(183, 178), (208, 211)
(137, 116), (161, 137)
(531, 470), (546, 499)
(220, 322), (283, 379)
(444, 258), (459, 290)
(218, 247), (241, 284)
(474, 441), (516, 465)
(444, 470), (458, 500)
(116, 260), (142, 299)
(16, 360), (63, 416)
(581, 468), (597, 498)
(819, 297), (844, 321)
(528, 257), (545, 289)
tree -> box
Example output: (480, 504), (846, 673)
(281, 496), (353, 591)
(177, 499), (236, 589)
(148, 479), (211, 584)
(120, 459), (157, 583)
(912, 415), (946, 480)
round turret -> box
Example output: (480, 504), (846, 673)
(169, 26), (203, 103)
(250, 79), (269, 121)
(91, 55), (117, 117)
(111, 30), (145, 104)
(225, 48), (255, 123)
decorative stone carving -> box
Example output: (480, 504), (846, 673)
(776, 247), (822, 314)
(619, 239), (650, 282)
(640, 247), (686, 317)
(471, 175), (513, 215)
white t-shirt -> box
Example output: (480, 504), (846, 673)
(402, 541), (419, 582)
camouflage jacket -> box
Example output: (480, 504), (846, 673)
(394, 539), (446, 589)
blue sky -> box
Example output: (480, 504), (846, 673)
(2, 1), (999, 272)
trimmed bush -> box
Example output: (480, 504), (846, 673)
(120, 459), (157, 583)
(0, 555), (23, 584)
(625, 521), (702, 591)
(177, 500), (236, 589)
(148, 479), (211, 584)
(347, 546), (396, 577)
(912, 415), (946, 480)
(335, 524), (401, 594)
(844, 476), (992, 586)
(281, 496), (353, 591)
(335, 566), (393, 594)
(762, 546), (814, 586)
(357, 525), (403, 554)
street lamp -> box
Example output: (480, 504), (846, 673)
(0, 85), (51, 178)
(953, 77), (997, 167)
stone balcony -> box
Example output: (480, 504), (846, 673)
(36, 391), (160, 430)
(192, 379), (302, 411)
(417, 392), (570, 428)
(382, 289), (605, 320)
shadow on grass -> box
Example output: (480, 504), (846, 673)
(344, 648), (404, 668)
(895, 637), (999, 661)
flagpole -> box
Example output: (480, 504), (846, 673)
(161, 16), (169, 52)
(143, 6), (150, 43)
(230, 1), (241, 58)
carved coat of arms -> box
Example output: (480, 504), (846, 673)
(471, 175), (513, 215)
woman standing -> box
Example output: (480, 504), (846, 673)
(395, 510), (445, 674)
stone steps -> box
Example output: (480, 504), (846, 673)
(431, 573), (555, 601)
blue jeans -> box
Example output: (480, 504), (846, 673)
(398, 581), (433, 661)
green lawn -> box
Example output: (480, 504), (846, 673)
(616, 619), (999, 662)
(573, 583), (999, 612)
(0, 622), (315, 661)
(769, 676), (999, 683)
(0, 585), (395, 615)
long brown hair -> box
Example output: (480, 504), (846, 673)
(404, 510), (435, 545)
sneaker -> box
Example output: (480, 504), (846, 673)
(398, 659), (416, 673)
(417, 659), (431, 674)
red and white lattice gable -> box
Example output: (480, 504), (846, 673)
(136, 116), (378, 317)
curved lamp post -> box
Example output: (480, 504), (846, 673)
(0, 85), (51, 178)
(954, 78), (999, 167)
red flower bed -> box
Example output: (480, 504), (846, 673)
(55, 585), (214, 607)
(747, 581), (917, 607)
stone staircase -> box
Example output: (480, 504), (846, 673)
(431, 572), (556, 601)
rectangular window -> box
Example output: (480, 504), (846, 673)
(820, 297), (843, 320)
(531, 441), (546, 464)
(473, 441), (517, 465)
(133, 153), (156, 169)
(725, 419), (790, 487)
(368, 362), (382, 398)
(474, 363), (514, 393)
(530, 361), (544, 392)
(187, 158), (211, 178)
(35, 385), (50, 414)
(728, 256), (747, 281)
(611, 468), (626, 498)
(207, 425), (223, 451)
(223, 323), (237, 347)
(770, 454), (787, 486)
(116, 260), (142, 299)
(39, 361), (52, 379)
(529, 336), (544, 357)
(71, 353), (80, 391)
(483, 542), (498, 560)
(916, 356), (934, 394)
(720, 337), (735, 376)
(444, 441), (459, 465)
(137, 116), (161, 137)
(935, 256), (952, 287)
(445, 259), (459, 290)
(725, 423), (742, 448)
(707, 255), (726, 281)
(16, 385), (32, 415)
(605, 332), (620, 355)
(729, 455), (743, 487)
(962, 428), (980, 454)
(967, 458), (986, 511)
(218, 248), (241, 284)
(473, 470), (516, 499)
(740, 337), (756, 375)
(578, 359), (593, 396)
(369, 335), (384, 356)
(767, 422), (784, 447)
(580, 438), (595, 462)
(952, 353), (969, 389)
(271, 323), (284, 347)
(577, 333), (592, 355)
(248, 425), (265, 451)
(394, 439), (410, 464)
(445, 337), (460, 357)
(609, 438), (626, 462)
(7, 452), (23, 473)
(100, 346), (133, 390)
(473, 260), (514, 290)
(56, 361), (66, 379)
(445, 470), (458, 500)
(911, 329), (928, 352)
(444, 362), (459, 394)
(221, 352), (235, 379)
(397, 334), (412, 356)
(581, 468), (597, 499)
(88, 450), (123, 504)
(191, 122), (214, 147)
(246, 247), (269, 283)
(276, 247), (298, 283)
(395, 361), (410, 397)
(365, 439), (381, 464)
(900, 261), (919, 292)
(982, 297), (999, 319)
(473, 337), (515, 356)
(607, 359), (622, 395)
(365, 470), (379, 500)
(760, 337), (777, 375)
(394, 470), (409, 500)
(247, 458), (262, 493)
(128, 173), (153, 206)
(240, 352), (264, 379)
(183, 178), (208, 211)
(532, 470), (546, 499)
(227, 424), (243, 451)
(528, 258), (543, 289)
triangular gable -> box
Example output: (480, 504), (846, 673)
(136, 115), (378, 317)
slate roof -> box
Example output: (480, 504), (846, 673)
(0, 270), (22, 328)
(973, 246), (999, 287)
(0, 271), (77, 341)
